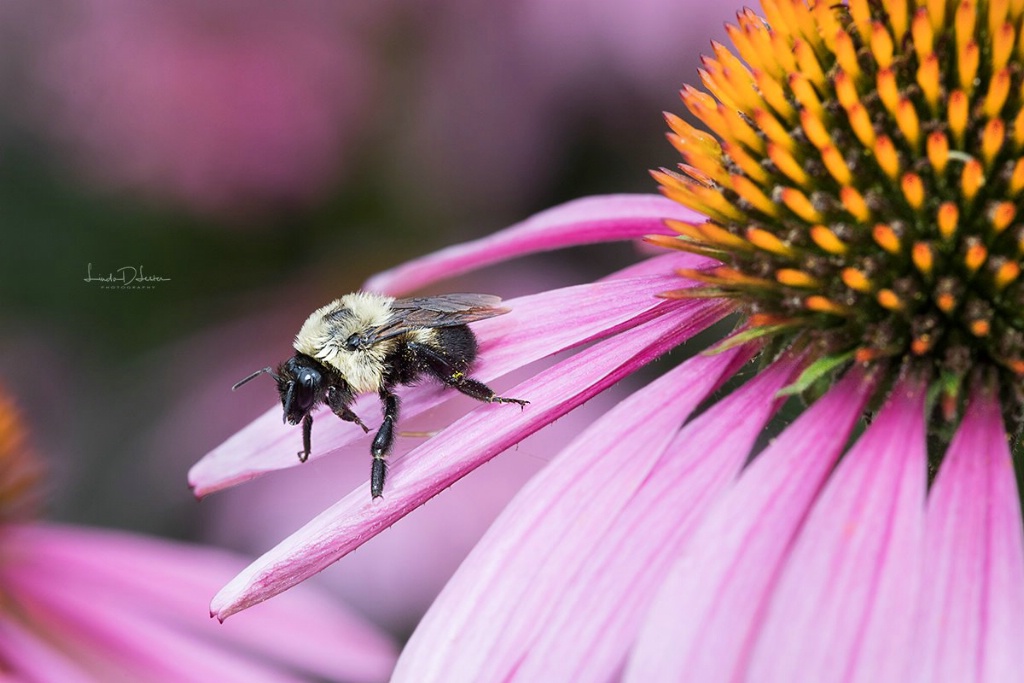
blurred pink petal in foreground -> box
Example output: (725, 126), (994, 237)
(30, 0), (371, 215)
(1, 525), (396, 683)
(0, 394), (395, 682)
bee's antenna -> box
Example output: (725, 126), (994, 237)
(232, 367), (275, 391)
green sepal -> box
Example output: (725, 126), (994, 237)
(776, 350), (856, 398)
(703, 323), (794, 355)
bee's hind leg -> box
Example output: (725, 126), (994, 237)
(407, 341), (529, 408)
(370, 390), (399, 498)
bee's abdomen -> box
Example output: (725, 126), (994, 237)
(433, 325), (478, 370)
(391, 325), (478, 388)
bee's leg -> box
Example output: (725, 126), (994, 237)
(298, 413), (313, 463)
(370, 390), (399, 498)
(326, 385), (370, 433)
(339, 407), (371, 433)
(408, 342), (529, 407)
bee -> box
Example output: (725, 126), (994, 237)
(233, 292), (528, 498)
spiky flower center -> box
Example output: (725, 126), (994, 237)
(656, 0), (1024, 433)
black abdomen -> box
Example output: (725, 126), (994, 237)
(435, 325), (478, 370)
(389, 324), (479, 387)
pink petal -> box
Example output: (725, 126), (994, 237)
(9, 563), (311, 683)
(625, 367), (876, 681)
(393, 352), (799, 682)
(393, 347), (747, 681)
(5, 524), (396, 683)
(0, 616), (95, 683)
(210, 297), (731, 619)
(190, 255), (703, 496)
(600, 249), (714, 282)
(363, 194), (700, 295)
(914, 389), (1024, 682)
(516, 354), (801, 681)
(745, 377), (928, 683)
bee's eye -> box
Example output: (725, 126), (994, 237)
(345, 334), (361, 351)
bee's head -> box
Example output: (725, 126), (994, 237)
(231, 354), (327, 425)
(276, 355), (326, 425)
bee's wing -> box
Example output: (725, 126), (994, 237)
(370, 294), (511, 342)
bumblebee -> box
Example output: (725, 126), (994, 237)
(234, 292), (528, 497)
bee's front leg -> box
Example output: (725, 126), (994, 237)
(298, 413), (313, 463)
(346, 409), (371, 432)
(336, 405), (370, 433)
(326, 385), (370, 433)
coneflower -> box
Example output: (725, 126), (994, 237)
(193, 1), (1024, 679)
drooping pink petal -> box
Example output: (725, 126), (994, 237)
(190, 255), (704, 496)
(3, 524), (396, 683)
(513, 354), (801, 682)
(393, 352), (799, 682)
(210, 297), (732, 619)
(625, 367), (876, 681)
(914, 389), (1024, 682)
(363, 194), (699, 295)
(745, 377), (928, 683)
